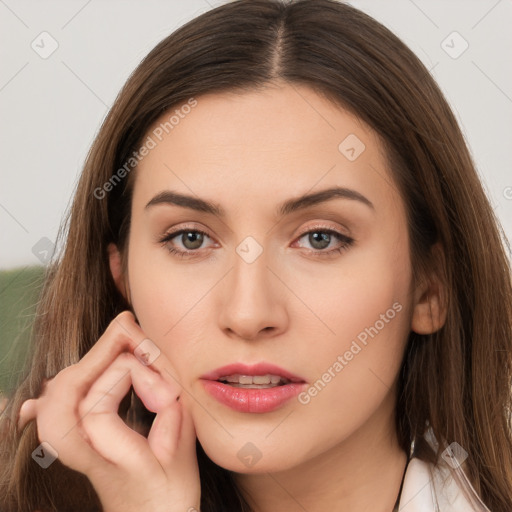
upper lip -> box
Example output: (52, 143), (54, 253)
(200, 362), (306, 383)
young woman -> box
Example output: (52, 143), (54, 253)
(1, 0), (511, 510)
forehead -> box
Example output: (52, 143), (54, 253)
(131, 83), (398, 215)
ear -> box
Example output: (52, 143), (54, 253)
(411, 243), (448, 335)
(108, 242), (128, 301)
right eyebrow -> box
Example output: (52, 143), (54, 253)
(145, 190), (223, 216)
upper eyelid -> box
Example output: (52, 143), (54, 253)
(161, 222), (349, 239)
(160, 223), (351, 248)
(161, 226), (213, 240)
(159, 225), (354, 261)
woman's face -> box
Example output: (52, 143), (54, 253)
(115, 83), (418, 473)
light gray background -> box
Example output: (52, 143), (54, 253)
(1, 0), (511, 269)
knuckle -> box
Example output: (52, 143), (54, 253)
(116, 351), (133, 365)
(116, 310), (135, 322)
(108, 351), (136, 372)
(39, 364), (81, 402)
(79, 394), (104, 417)
(79, 404), (98, 421)
(53, 364), (78, 384)
(110, 310), (135, 331)
(104, 311), (138, 349)
(78, 399), (90, 418)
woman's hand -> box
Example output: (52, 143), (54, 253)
(17, 311), (201, 512)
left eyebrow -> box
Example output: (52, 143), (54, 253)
(278, 186), (374, 215)
(144, 186), (374, 217)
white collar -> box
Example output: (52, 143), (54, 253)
(398, 456), (492, 511)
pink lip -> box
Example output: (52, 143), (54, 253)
(200, 362), (306, 383)
(200, 362), (307, 414)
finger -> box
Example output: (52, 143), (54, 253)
(131, 337), (183, 395)
(147, 399), (182, 467)
(148, 391), (198, 476)
(28, 368), (113, 475)
(176, 397), (198, 456)
(76, 311), (181, 401)
(80, 352), (180, 471)
(16, 312), (164, 477)
(72, 311), (146, 394)
(17, 399), (38, 430)
(17, 377), (54, 431)
(82, 352), (181, 417)
(172, 393), (199, 470)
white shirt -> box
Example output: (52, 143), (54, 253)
(398, 449), (492, 511)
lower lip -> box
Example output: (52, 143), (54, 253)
(201, 380), (306, 413)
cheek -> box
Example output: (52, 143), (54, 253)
(288, 236), (411, 360)
(285, 240), (412, 437)
(126, 243), (221, 379)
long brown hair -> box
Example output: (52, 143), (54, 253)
(1, 1), (511, 510)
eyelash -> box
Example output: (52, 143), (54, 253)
(158, 225), (355, 259)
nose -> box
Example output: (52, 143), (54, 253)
(217, 247), (289, 342)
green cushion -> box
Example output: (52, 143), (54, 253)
(0, 266), (45, 397)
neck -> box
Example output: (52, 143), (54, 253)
(233, 398), (408, 512)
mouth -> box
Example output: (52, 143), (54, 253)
(200, 362), (307, 413)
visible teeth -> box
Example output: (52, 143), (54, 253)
(219, 373), (290, 385)
(230, 383), (277, 389)
(253, 375), (271, 384)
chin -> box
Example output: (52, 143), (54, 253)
(198, 434), (303, 474)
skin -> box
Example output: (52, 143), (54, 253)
(112, 82), (446, 511)
(20, 82), (446, 512)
